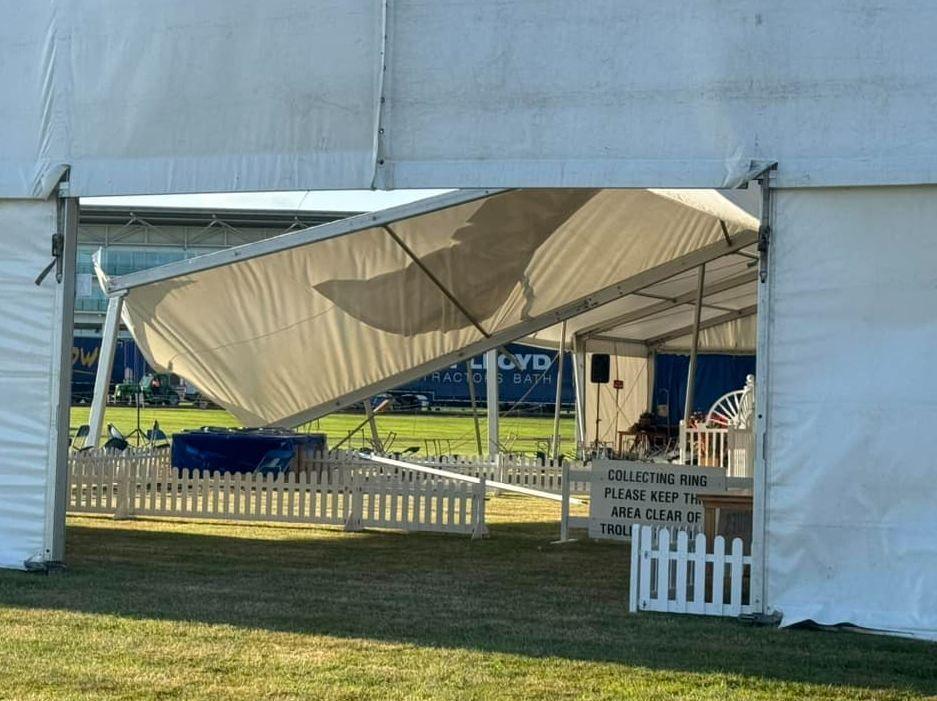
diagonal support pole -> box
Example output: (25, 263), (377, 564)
(88, 294), (124, 449)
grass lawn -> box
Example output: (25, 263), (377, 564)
(70, 406), (577, 457)
(0, 501), (934, 700)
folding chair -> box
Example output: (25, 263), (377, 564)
(71, 424), (91, 452)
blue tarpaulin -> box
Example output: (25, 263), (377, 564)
(172, 428), (327, 474)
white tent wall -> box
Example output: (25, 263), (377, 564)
(581, 352), (649, 450)
(5, 3), (937, 196)
(763, 186), (937, 640)
(0, 197), (73, 570)
(0, 1), (383, 198)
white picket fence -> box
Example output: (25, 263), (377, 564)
(69, 447), (168, 515)
(68, 448), (484, 537)
(629, 524), (752, 617)
(678, 422), (754, 477)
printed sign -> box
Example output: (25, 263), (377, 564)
(589, 459), (726, 541)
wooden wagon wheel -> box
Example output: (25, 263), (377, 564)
(706, 375), (755, 429)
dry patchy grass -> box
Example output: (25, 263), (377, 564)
(0, 498), (934, 700)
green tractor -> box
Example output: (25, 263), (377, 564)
(112, 373), (181, 407)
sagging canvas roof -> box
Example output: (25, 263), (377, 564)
(104, 188), (759, 427)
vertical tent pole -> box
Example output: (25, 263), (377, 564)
(646, 350), (656, 414)
(363, 399), (384, 453)
(48, 194), (79, 564)
(572, 339), (587, 459)
(751, 171), (775, 616)
(683, 264), (706, 426)
(466, 361), (483, 455)
(88, 293), (124, 450)
(551, 320), (567, 461)
(486, 349), (499, 456)
(592, 377), (602, 455)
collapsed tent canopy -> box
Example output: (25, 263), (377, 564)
(103, 188), (759, 428)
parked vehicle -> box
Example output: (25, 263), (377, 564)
(112, 373), (180, 406)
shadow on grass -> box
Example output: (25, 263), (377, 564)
(1, 518), (935, 696)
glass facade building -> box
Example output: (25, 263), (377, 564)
(75, 206), (349, 326)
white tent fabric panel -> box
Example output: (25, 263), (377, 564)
(582, 353), (649, 449)
(112, 188), (757, 427)
(0, 4), (60, 198)
(765, 186), (937, 640)
(0, 199), (65, 569)
(383, 1), (937, 190)
(0, 1), (382, 198)
(6, 3), (937, 197)
(659, 315), (757, 354)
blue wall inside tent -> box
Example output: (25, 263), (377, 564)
(652, 353), (756, 425)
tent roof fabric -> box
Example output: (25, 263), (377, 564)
(107, 188), (759, 427)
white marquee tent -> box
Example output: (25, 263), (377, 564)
(1, 1), (935, 641)
(99, 188), (759, 427)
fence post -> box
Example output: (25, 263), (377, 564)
(344, 467), (363, 532)
(628, 523), (641, 612)
(114, 454), (134, 520)
(551, 460), (576, 545)
(678, 420), (687, 464)
(472, 476), (488, 539)
(491, 453), (504, 496)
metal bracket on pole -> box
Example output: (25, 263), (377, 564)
(34, 233), (65, 287)
(756, 164), (777, 284)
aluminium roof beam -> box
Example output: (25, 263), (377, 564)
(577, 269), (758, 338)
(645, 304), (758, 348)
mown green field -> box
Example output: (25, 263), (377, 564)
(1, 504), (934, 700)
(37, 407), (937, 699)
(70, 405), (577, 457)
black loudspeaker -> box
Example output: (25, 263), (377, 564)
(590, 353), (610, 384)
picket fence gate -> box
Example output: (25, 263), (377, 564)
(68, 448), (484, 537)
(629, 524), (752, 617)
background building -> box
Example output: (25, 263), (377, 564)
(75, 205), (349, 331)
